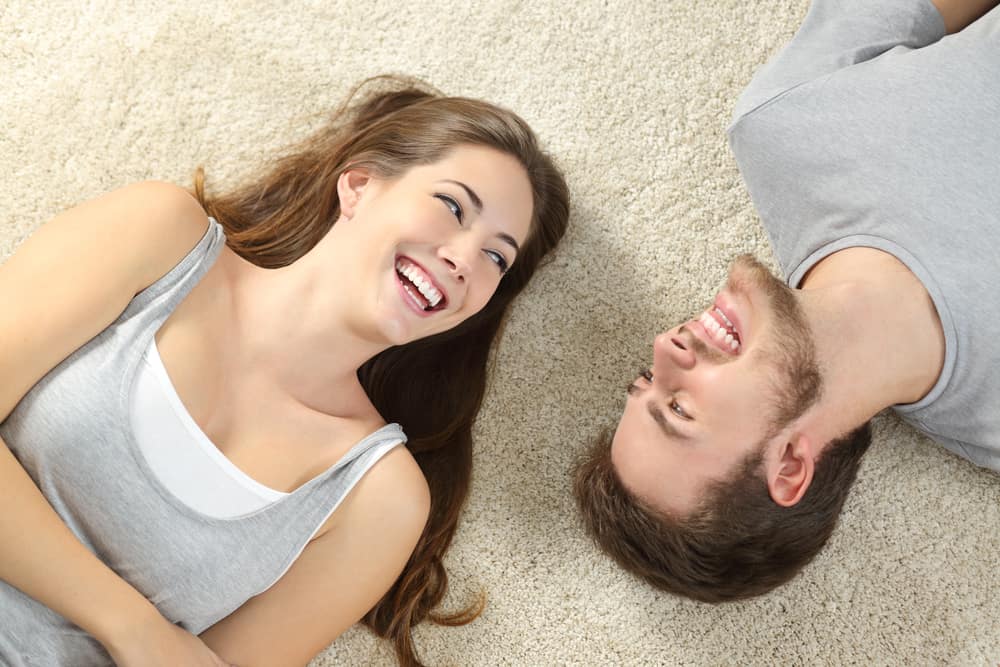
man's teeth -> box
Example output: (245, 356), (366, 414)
(699, 310), (740, 352)
(714, 306), (734, 329)
(395, 260), (442, 308)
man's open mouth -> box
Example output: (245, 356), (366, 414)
(698, 306), (741, 353)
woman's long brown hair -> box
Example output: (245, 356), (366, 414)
(193, 76), (569, 666)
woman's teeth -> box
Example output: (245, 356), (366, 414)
(699, 309), (741, 352)
(395, 260), (443, 309)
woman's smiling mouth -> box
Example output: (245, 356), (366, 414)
(395, 256), (448, 313)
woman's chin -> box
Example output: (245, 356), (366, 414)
(374, 303), (468, 348)
(376, 315), (413, 347)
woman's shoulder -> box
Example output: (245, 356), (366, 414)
(311, 394), (429, 525)
(339, 399), (430, 510)
(35, 180), (212, 294)
(340, 440), (429, 547)
(91, 181), (211, 288)
(311, 426), (430, 542)
(362, 442), (430, 512)
(303, 385), (429, 514)
(0, 181), (212, 419)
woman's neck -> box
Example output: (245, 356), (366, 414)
(217, 243), (388, 414)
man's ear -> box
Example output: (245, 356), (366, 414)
(337, 167), (373, 220)
(765, 432), (816, 507)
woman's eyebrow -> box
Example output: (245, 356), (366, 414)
(497, 232), (520, 254)
(439, 179), (482, 212)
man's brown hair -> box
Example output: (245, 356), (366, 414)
(572, 423), (872, 602)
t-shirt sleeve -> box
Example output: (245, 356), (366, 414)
(731, 0), (945, 122)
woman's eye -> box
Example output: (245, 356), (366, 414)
(485, 250), (509, 274)
(640, 368), (653, 382)
(435, 194), (463, 222)
(669, 399), (691, 420)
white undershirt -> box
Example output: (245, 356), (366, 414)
(131, 339), (288, 518)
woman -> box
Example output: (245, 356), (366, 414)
(0, 78), (570, 666)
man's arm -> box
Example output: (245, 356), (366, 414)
(931, 0), (1000, 32)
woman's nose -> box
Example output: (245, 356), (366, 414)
(438, 240), (473, 283)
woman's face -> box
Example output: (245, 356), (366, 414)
(336, 144), (534, 346)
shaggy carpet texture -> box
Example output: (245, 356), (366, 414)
(3, 1), (998, 665)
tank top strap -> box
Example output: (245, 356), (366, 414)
(311, 422), (408, 491)
(119, 218), (226, 326)
(290, 422), (407, 514)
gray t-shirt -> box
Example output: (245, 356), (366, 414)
(728, 0), (1000, 470)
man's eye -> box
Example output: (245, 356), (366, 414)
(670, 399), (691, 420)
(640, 368), (653, 382)
(435, 194), (463, 222)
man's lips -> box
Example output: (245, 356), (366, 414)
(714, 295), (745, 346)
(688, 318), (737, 356)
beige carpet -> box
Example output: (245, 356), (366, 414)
(3, 1), (999, 665)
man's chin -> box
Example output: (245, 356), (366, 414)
(728, 254), (784, 295)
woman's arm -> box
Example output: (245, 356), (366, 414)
(0, 181), (231, 665)
(200, 446), (431, 666)
(931, 0), (999, 32)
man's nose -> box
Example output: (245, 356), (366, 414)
(653, 330), (696, 374)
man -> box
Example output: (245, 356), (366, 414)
(574, 0), (1000, 602)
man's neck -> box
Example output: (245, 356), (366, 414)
(797, 247), (945, 433)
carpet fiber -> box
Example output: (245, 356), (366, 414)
(3, 1), (998, 665)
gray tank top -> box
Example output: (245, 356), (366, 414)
(0, 220), (406, 666)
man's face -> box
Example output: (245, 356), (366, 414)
(611, 255), (822, 516)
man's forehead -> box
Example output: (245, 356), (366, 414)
(612, 406), (685, 508)
(612, 393), (751, 518)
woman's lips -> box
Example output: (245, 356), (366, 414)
(395, 255), (448, 316)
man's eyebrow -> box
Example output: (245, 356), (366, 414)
(646, 400), (690, 442)
(440, 179), (520, 254)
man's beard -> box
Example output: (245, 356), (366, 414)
(728, 254), (823, 437)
